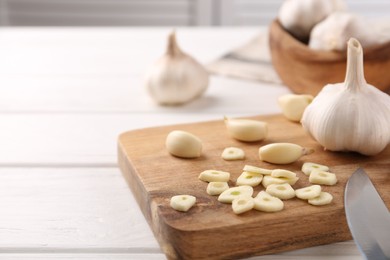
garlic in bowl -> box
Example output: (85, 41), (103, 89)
(269, 19), (390, 96)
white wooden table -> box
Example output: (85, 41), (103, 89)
(0, 27), (362, 259)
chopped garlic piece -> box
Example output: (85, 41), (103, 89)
(295, 185), (321, 200)
(254, 191), (284, 212)
(218, 185), (254, 204)
(308, 192), (333, 206)
(309, 170), (338, 185)
(266, 183), (296, 200)
(262, 175), (299, 188)
(243, 165), (272, 175)
(271, 169), (297, 179)
(302, 162), (329, 176)
(232, 195), (255, 214)
(236, 171), (263, 187)
(221, 147), (245, 161)
(170, 195), (196, 212)
(199, 170), (230, 182)
(207, 182), (229, 196)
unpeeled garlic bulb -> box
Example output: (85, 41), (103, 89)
(145, 31), (209, 105)
(309, 12), (384, 51)
(301, 38), (390, 156)
(278, 0), (346, 41)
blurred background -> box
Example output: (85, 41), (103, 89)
(0, 0), (389, 27)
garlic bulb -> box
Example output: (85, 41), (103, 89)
(301, 38), (390, 156)
(145, 31), (209, 105)
(278, 0), (347, 41)
(309, 12), (384, 51)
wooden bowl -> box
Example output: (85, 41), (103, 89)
(269, 19), (390, 96)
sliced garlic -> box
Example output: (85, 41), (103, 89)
(259, 143), (314, 164)
(206, 182), (229, 196)
(254, 191), (284, 212)
(224, 117), (268, 142)
(301, 38), (390, 156)
(308, 192), (333, 206)
(199, 170), (230, 182)
(145, 31), (209, 105)
(278, 94), (314, 122)
(232, 195), (255, 214)
(243, 165), (272, 175)
(221, 147), (245, 161)
(262, 175), (299, 188)
(218, 186), (254, 204)
(166, 130), (202, 158)
(266, 183), (296, 200)
(271, 169), (297, 179)
(309, 170), (338, 186)
(236, 171), (263, 187)
(302, 162), (329, 176)
(170, 195), (196, 212)
(295, 185), (321, 200)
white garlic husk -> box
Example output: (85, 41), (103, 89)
(145, 31), (209, 106)
(301, 38), (390, 156)
(309, 12), (384, 51)
(278, 0), (347, 41)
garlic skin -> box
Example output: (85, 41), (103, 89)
(278, 0), (346, 41)
(145, 31), (209, 105)
(301, 38), (390, 156)
(309, 12), (384, 51)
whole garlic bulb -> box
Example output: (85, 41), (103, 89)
(301, 38), (390, 156)
(309, 12), (384, 51)
(145, 31), (209, 105)
(278, 0), (346, 41)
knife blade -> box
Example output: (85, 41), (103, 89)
(344, 168), (390, 260)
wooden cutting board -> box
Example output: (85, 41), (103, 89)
(117, 114), (390, 260)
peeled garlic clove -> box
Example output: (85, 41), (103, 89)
(302, 38), (390, 156)
(278, 94), (313, 122)
(224, 117), (268, 142)
(259, 143), (314, 164)
(278, 0), (347, 41)
(166, 130), (202, 158)
(309, 12), (384, 51)
(145, 31), (209, 105)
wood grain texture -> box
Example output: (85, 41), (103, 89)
(118, 114), (390, 260)
(269, 20), (390, 96)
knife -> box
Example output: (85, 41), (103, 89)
(344, 168), (390, 260)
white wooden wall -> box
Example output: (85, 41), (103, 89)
(0, 0), (389, 26)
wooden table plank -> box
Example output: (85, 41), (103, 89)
(0, 167), (157, 249)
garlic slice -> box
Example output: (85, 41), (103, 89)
(221, 147), (245, 161)
(308, 192), (333, 206)
(236, 172), (263, 187)
(266, 183), (296, 200)
(218, 186), (254, 204)
(170, 195), (196, 212)
(232, 196), (255, 214)
(243, 165), (272, 175)
(302, 38), (390, 156)
(254, 191), (284, 212)
(309, 170), (338, 186)
(302, 162), (329, 176)
(295, 185), (321, 200)
(207, 182), (229, 196)
(199, 170), (230, 182)
(145, 31), (209, 105)
(224, 117), (268, 142)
